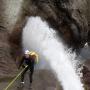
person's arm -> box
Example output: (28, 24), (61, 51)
(18, 56), (24, 69)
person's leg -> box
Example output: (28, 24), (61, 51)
(29, 66), (34, 84)
(21, 67), (29, 82)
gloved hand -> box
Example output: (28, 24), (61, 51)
(18, 64), (25, 69)
(22, 64), (26, 68)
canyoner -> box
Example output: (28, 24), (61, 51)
(18, 50), (39, 87)
(4, 50), (39, 90)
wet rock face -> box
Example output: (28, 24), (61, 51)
(82, 64), (90, 90)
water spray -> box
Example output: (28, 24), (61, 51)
(22, 16), (84, 90)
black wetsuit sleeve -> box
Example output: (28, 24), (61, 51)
(18, 56), (24, 68)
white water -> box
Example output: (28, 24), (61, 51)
(22, 16), (84, 90)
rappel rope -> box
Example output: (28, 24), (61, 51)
(4, 65), (28, 90)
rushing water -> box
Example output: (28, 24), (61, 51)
(22, 16), (84, 90)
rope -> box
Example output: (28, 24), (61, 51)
(4, 65), (28, 90)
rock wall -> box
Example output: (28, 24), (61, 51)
(0, 30), (17, 78)
(0, 0), (23, 77)
(3, 0), (23, 31)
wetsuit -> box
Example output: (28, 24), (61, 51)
(19, 55), (35, 84)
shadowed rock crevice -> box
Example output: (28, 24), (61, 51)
(0, 30), (17, 78)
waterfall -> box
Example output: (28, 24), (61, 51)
(22, 16), (84, 90)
